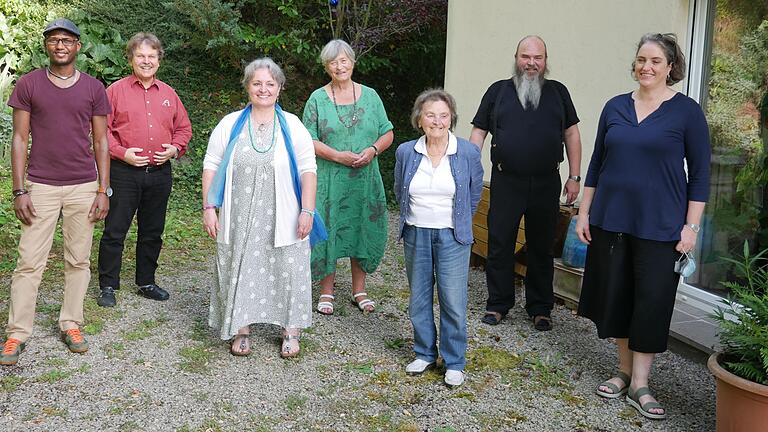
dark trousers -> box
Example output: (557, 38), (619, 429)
(485, 168), (560, 317)
(578, 226), (680, 353)
(98, 161), (172, 289)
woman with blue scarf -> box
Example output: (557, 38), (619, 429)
(202, 58), (318, 358)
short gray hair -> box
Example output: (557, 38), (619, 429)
(320, 39), (356, 66)
(410, 89), (458, 131)
(241, 57), (286, 89)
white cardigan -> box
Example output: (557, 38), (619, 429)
(203, 109), (317, 247)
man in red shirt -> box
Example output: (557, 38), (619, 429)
(96, 33), (192, 307)
(2, 18), (111, 365)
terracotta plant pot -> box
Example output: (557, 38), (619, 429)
(707, 353), (768, 432)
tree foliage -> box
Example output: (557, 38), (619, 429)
(2, 0), (448, 203)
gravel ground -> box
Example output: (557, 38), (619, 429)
(0, 212), (716, 431)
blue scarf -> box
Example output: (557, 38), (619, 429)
(207, 103), (327, 247)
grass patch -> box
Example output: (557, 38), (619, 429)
(384, 337), (406, 350)
(83, 297), (122, 335)
(1, 376), (24, 392)
(449, 391), (476, 401)
(105, 342), (126, 359)
(300, 334), (320, 355)
(344, 360), (375, 374)
(178, 344), (215, 374)
(122, 316), (168, 341)
(521, 353), (567, 388)
(466, 347), (522, 373)
(558, 390), (586, 406)
(37, 303), (61, 315)
(36, 369), (72, 383)
(370, 371), (395, 386)
(284, 394), (307, 411)
(44, 357), (68, 367)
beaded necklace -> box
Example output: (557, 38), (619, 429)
(247, 110), (276, 153)
(330, 82), (359, 128)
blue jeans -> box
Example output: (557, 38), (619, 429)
(403, 225), (471, 371)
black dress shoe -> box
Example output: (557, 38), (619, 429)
(97, 287), (116, 307)
(137, 284), (170, 301)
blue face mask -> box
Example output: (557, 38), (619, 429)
(674, 251), (696, 278)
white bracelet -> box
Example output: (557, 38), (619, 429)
(300, 208), (315, 217)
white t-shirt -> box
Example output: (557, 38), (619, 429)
(405, 133), (457, 229)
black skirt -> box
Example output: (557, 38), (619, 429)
(578, 225), (681, 353)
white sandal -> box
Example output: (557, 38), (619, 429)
(351, 292), (375, 313)
(316, 294), (335, 315)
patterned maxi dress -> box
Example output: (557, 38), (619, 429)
(209, 129), (312, 340)
(302, 85), (394, 280)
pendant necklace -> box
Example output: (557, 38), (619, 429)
(47, 67), (76, 80)
(331, 82), (358, 128)
(248, 110), (277, 153)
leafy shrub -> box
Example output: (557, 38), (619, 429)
(713, 241), (768, 385)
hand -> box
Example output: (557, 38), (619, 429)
(124, 147), (149, 167)
(562, 179), (580, 205)
(296, 212), (314, 239)
(336, 151), (360, 167)
(154, 144), (179, 164)
(575, 213), (591, 245)
(203, 208), (220, 239)
(676, 225), (697, 253)
(351, 147), (376, 169)
(13, 194), (37, 225)
(89, 193), (109, 222)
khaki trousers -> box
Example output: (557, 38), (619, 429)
(7, 181), (97, 341)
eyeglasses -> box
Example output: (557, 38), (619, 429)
(45, 38), (78, 47)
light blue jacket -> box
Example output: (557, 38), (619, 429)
(394, 134), (484, 245)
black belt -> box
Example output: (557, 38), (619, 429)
(114, 160), (169, 173)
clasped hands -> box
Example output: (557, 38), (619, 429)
(336, 146), (376, 169)
(124, 144), (178, 167)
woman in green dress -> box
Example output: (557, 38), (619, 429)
(302, 39), (394, 315)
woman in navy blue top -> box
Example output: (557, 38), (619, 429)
(576, 33), (710, 420)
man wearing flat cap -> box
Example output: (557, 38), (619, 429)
(1, 18), (111, 365)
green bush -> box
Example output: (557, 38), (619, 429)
(713, 241), (768, 385)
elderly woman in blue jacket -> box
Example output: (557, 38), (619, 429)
(394, 89), (483, 388)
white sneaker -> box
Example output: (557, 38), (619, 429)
(405, 359), (435, 375)
(444, 369), (465, 388)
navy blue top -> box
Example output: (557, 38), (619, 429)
(584, 92), (711, 242)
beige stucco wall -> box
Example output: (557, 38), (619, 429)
(445, 0), (691, 188)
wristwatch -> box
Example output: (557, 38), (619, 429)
(568, 175), (581, 182)
(12, 189), (28, 198)
(686, 223), (701, 234)
(97, 186), (114, 197)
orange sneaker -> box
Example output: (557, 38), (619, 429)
(0, 338), (26, 366)
(60, 328), (89, 353)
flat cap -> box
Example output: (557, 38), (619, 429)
(43, 18), (81, 38)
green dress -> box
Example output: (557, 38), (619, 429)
(302, 85), (394, 280)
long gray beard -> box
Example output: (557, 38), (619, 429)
(513, 72), (544, 110)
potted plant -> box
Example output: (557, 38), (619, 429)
(708, 241), (768, 432)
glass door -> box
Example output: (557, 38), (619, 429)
(684, 0), (768, 302)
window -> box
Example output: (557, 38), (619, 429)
(687, 0), (768, 297)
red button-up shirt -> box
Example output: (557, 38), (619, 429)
(106, 75), (192, 164)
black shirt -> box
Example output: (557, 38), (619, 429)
(472, 79), (579, 175)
